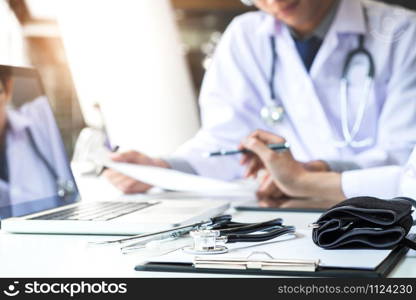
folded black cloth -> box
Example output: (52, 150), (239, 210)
(312, 197), (416, 250)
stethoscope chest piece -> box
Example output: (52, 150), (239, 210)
(260, 104), (284, 127)
(183, 230), (228, 255)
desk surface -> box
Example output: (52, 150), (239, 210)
(0, 207), (415, 278)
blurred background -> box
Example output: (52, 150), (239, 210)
(3, 0), (253, 159)
(2, 0), (415, 158)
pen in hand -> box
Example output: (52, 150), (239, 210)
(205, 142), (290, 157)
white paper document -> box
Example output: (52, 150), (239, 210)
(103, 161), (256, 195)
(145, 230), (392, 270)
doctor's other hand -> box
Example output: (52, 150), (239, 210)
(239, 131), (291, 200)
(240, 130), (301, 198)
(103, 151), (170, 194)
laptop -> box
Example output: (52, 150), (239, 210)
(0, 65), (229, 235)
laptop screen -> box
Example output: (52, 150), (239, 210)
(0, 65), (79, 219)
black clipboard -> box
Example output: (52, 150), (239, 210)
(235, 205), (326, 213)
(233, 200), (327, 213)
(135, 236), (414, 278)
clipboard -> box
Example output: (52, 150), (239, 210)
(234, 205), (326, 213)
(135, 234), (415, 278)
(233, 199), (328, 213)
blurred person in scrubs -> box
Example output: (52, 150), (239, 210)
(105, 0), (416, 201)
(0, 68), (74, 206)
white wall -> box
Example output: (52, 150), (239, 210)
(57, 0), (200, 156)
(0, 0), (28, 66)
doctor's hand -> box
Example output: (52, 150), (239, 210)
(103, 151), (170, 194)
(239, 133), (286, 200)
(240, 130), (307, 198)
(240, 130), (345, 201)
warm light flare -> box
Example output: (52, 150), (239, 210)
(57, 0), (199, 156)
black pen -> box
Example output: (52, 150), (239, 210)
(205, 142), (290, 157)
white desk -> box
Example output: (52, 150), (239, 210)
(0, 209), (415, 278)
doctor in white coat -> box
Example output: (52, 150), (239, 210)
(105, 0), (416, 201)
(0, 71), (74, 207)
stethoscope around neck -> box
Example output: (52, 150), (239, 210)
(262, 33), (376, 149)
(25, 128), (76, 199)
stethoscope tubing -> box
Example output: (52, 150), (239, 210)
(226, 225), (296, 243)
(336, 34), (375, 148)
(25, 127), (74, 198)
(210, 217), (295, 243)
(266, 30), (376, 149)
(216, 218), (283, 234)
(26, 127), (59, 181)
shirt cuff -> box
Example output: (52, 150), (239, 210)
(341, 166), (402, 199)
(163, 157), (198, 175)
(325, 160), (361, 173)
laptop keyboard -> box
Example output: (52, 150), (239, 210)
(29, 201), (158, 221)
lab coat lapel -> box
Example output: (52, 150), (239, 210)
(274, 26), (338, 159)
(309, 30), (339, 79)
(310, 0), (366, 77)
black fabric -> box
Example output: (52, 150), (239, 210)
(214, 217), (295, 243)
(312, 197), (416, 250)
(378, 0), (416, 11)
(0, 138), (8, 183)
(294, 36), (323, 72)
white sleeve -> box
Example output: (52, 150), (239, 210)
(399, 148), (416, 198)
(342, 166), (402, 199)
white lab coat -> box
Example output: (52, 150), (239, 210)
(173, 0), (416, 198)
(0, 97), (73, 206)
(400, 148), (416, 198)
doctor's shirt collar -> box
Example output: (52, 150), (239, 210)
(6, 108), (31, 135)
(256, 13), (279, 37)
(330, 0), (366, 35)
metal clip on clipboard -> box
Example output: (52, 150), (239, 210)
(193, 251), (319, 272)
